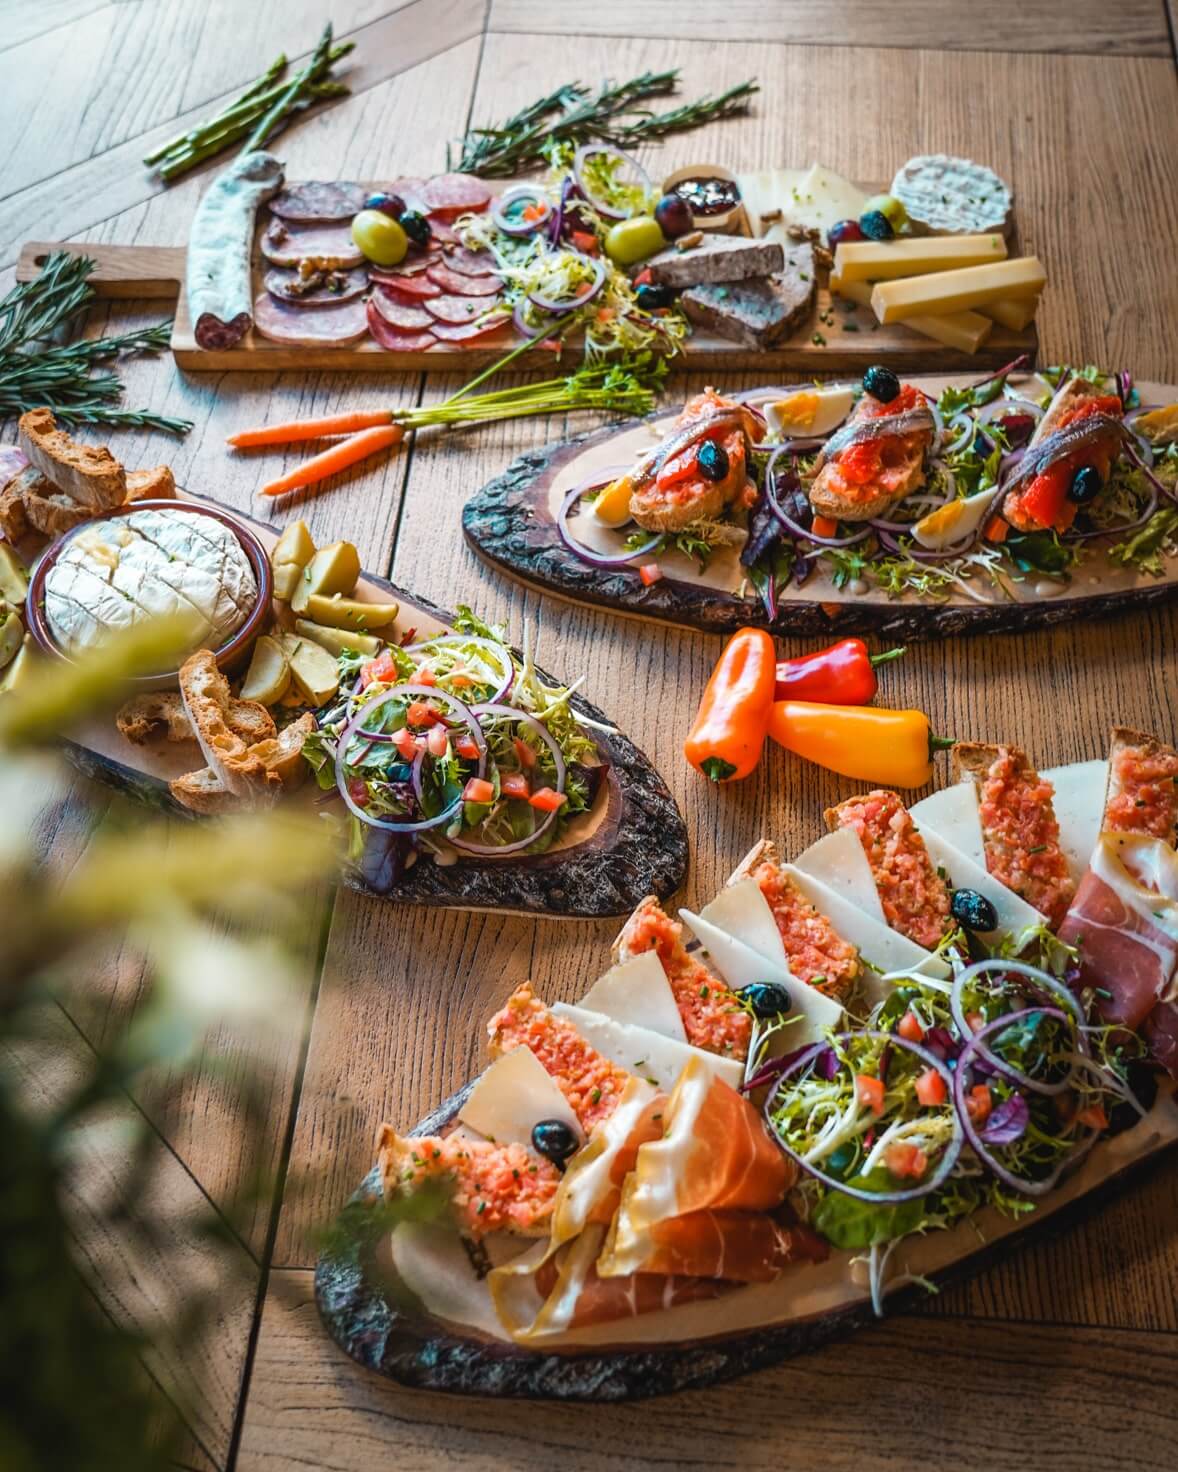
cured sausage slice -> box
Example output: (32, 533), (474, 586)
(370, 293), (434, 331)
(264, 265), (369, 306)
(252, 292), (369, 347)
(442, 246), (496, 277)
(366, 300), (438, 352)
(428, 313), (513, 342)
(424, 293), (500, 326)
(260, 221), (364, 269)
(420, 172), (492, 216)
(269, 181), (366, 223)
(370, 273), (441, 301)
(426, 262), (501, 296)
(424, 217), (460, 245)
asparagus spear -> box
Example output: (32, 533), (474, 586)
(142, 53), (287, 166)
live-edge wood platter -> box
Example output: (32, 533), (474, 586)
(46, 490), (688, 920)
(463, 375), (1178, 641)
(315, 1071), (1178, 1401)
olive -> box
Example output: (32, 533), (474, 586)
(635, 282), (675, 311)
(863, 365), (901, 404)
(861, 192), (909, 231)
(365, 191), (406, 219)
(827, 218), (864, 248)
(697, 439), (730, 483)
(1068, 464), (1103, 503)
(951, 888), (999, 933)
(604, 215), (666, 267)
(737, 981), (792, 1019)
(653, 193), (695, 240)
(351, 209), (408, 267)
(398, 210), (431, 248)
(531, 1118), (580, 1169)
(858, 208), (894, 242)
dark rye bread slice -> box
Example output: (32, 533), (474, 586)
(645, 234), (784, 289)
(680, 244), (815, 349)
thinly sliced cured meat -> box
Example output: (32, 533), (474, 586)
(1145, 1000), (1178, 1076)
(366, 299), (438, 352)
(188, 149), (284, 350)
(268, 180), (366, 222)
(370, 257), (432, 282)
(370, 293), (434, 331)
(424, 293), (499, 326)
(260, 221), (364, 269)
(424, 217), (460, 245)
(421, 172), (492, 216)
(384, 177), (428, 210)
(426, 262), (501, 296)
(445, 246), (497, 277)
(427, 314), (513, 342)
(263, 265), (369, 306)
(252, 292), (369, 347)
(370, 272), (441, 300)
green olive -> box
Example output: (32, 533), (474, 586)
(604, 215), (666, 268)
(351, 209), (408, 267)
(862, 193), (909, 231)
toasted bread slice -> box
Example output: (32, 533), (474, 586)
(177, 649), (276, 797)
(727, 838), (779, 886)
(0, 481), (29, 542)
(18, 408), (126, 511)
(1029, 376), (1104, 448)
(809, 410), (927, 523)
(20, 482), (95, 537)
(125, 466), (177, 502)
(1105, 725), (1178, 848)
(116, 691), (276, 747)
(249, 711), (316, 786)
(169, 766), (246, 815)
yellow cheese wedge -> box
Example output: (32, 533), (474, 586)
(829, 273), (872, 307)
(980, 296), (1040, 332)
(833, 233), (1006, 282)
(871, 257), (1046, 323)
(830, 273), (992, 353)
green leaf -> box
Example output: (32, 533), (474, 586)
(812, 1168), (927, 1250)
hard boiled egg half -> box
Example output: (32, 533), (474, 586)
(763, 384), (855, 439)
(912, 490), (996, 550)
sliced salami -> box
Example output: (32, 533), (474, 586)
(428, 313), (513, 342)
(366, 300), (438, 352)
(424, 217), (460, 245)
(370, 292), (435, 331)
(426, 262), (501, 296)
(253, 292), (369, 347)
(443, 246), (496, 277)
(264, 265), (369, 306)
(420, 172), (492, 216)
(369, 272), (441, 300)
(424, 293), (498, 326)
(384, 177), (429, 210)
(261, 221), (363, 269)
(269, 180), (366, 223)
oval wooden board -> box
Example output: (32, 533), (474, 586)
(315, 1072), (1178, 1400)
(463, 376), (1178, 640)
(45, 490), (688, 919)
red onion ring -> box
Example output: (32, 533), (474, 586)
(557, 474), (660, 568)
(403, 633), (515, 703)
(335, 684), (486, 833)
(445, 703), (567, 856)
(526, 251), (606, 315)
(765, 1031), (964, 1206)
(765, 447), (872, 548)
(491, 184), (552, 237)
(949, 959), (1086, 1096)
(572, 143), (652, 221)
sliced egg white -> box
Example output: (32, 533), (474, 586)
(911, 490), (996, 550)
(764, 385), (855, 439)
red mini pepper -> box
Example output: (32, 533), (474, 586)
(774, 638), (906, 705)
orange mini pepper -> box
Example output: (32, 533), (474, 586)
(767, 700), (954, 789)
(684, 627), (777, 782)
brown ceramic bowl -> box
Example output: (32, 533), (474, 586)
(26, 498), (272, 691)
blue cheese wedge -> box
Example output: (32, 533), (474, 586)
(890, 155), (1013, 237)
(45, 507), (257, 657)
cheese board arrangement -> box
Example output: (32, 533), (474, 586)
(462, 367), (1178, 639)
(0, 412), (687, 919)
(316, 725), (1178, 1398)
(17, 150), (1040, 374)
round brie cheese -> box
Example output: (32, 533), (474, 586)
(45, 507), (258, 657)
(890, 154), (1013, 236)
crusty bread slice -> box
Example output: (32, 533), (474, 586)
(18, 408), (126, 511)
(125, 466), (177, 502)
(169, 766), (245, 815)
(20, 483), (95, 537)
(1106, 725), (1178, 849)
(0, 481), (28, 542)
(808, 402), (926, 523)
(177, 649), (276, 797)
(117, 691), (276, 747)
(248, 711), (316, 786)
(1029, 376), (1104, 448)
(727, 838), (779, 885)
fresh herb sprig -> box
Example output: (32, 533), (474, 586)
(454, 70), (758, 178)
(0, 253), (191, 435)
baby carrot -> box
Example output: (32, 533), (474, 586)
(259, 424), (403, 497)
(228, 409), (393, 448)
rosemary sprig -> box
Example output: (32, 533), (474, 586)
(0, 254), (192, 436)
(454, 69), (757, 178)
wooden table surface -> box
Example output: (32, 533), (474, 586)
(6, 2), (1178, 1468)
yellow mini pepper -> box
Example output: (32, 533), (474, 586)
(768, 700), (954, 788)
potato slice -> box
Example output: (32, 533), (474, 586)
(0, 611), (23, 671)
(276, 633), (340, 707)
(294, 618), (381, 658)
(304, 540), (361, 598)
(304, 592), (399, 631)
(0, 543), (29, 606)
(0, 634), (32, 694)
(271, 519), (315, 602)
(239, 634), (291, 705)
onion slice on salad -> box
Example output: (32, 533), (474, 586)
(765, 448), (872, 549)
(446, 703), (568, 856)
(765, 1031), (964, 1206)
(572, 143), (652, 221)
(491, 184), (552, 237)
(557, 475), (661, 567)
(526, 251), (606, 315)
(403, 633), (515, 704)
(949, 959), (1087, 1096)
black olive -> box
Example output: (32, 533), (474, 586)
(697, 439), (730, 482)
(399, 210), (431, 247)
(635, 282), (675, 311)
(951, 888), (999, 933)
(1068, 464), (1102, 503)
(737, 982), (792, 1019)
(859, 209), (894, 242)
(863, 365), (901, 404)
(531, 1118), (580, 1169)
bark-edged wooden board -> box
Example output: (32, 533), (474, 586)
(40, 489), (688, 919)
(314, 1073), (1178, 1400)
(463, 376), (1178, 640)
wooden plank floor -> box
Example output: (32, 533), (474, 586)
(4, 2), (1178, 1467)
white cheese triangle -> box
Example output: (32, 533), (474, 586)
(550, 1003), (744, 1094)
(390, 1220), (529, 1339)
(698, 878), (790, 972)
(1043, 760), (1109, 884)
(458, 1047), (580, 1148)
(910, 782), (987, 871)
(913, 820), (1045, 941)
(579, 952), (687, 1043)
(793, 828), (887, 925)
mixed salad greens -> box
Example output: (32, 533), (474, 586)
(303, 608), (608, 881)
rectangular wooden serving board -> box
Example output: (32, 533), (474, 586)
(16, 183), (1037, 375)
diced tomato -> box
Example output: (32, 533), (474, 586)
(500, 772), (531, 801)
(413, 665), (437, 686)
(347, 778), (369, 806)
(455, 734), (481, 761)
(638, 563), (664, 586)
(836, 439), (883, 487)
(360, 651), (399, 688)
(885, 1142), (929, 1180)
(596, 306), (615, 323)
(392, 727), (422, 760)
(570, 230), (599, 256)
(529, 786), (567, 812)
(463, 777), (495, 804)
(522, 202), (546, 222)
(448, 671), (475, 688)
(1076, 1103), (1109, 1132)
(965, 1011), (985, 1034)
(633, 268), (653, 287)
(984, 514), (1009, 544)
(855, 1074), (885, 1115)
(966, 1084), (992, 1123)
(513, 736), (537, 769)
(407, 700), (439, 728)
(811, 514), (839, 539)
(426, 724), (450, 758)
(897, 1010), (925, 1044)
(915, 1067), (947, 1107)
